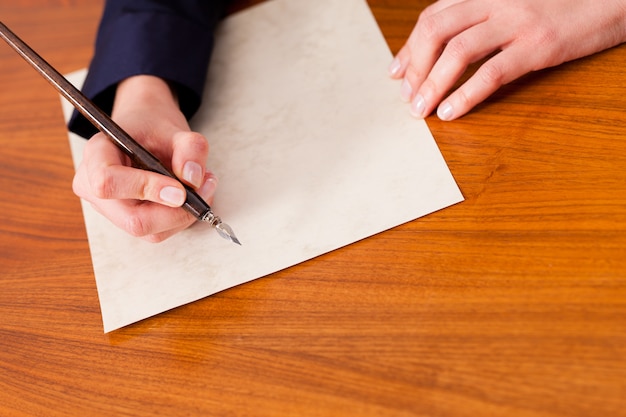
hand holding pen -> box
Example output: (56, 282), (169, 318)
(72, 75), (221, 243)
(0, 22), (239, 244)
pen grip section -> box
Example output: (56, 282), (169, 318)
(114, 127), (212, 221)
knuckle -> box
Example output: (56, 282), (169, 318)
(478, 61), (505, 87)
(124, 214), (149, 238)
(178, 131), (209, 155)
(416, 14), (444, 44)
(418, 3), (439, 26)
(533, 27), (558, 46)
(136, 179), (156, 201)
(527, 27), (559, 65)
(190, 132), (209, 150)
(90, 169), (116, 199)
(446, 36), (470, 62)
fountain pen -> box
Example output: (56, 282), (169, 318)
(0, 21), (240, 245)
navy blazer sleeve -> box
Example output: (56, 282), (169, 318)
(69, 0), (229, 138)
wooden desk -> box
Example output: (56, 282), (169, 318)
(1, 1), (625, 416)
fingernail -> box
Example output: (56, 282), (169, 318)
(437, 101), (454, 121)
(160, 186), (185, 206)
(197, 176), (218, 199)
(182, 161), (203, 188)
(410, 94), (426, 118)
(388, 57), (402, 76)
(400, 79), (412, 102)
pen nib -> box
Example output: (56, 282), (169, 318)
(201, 211), (241, 245)
(215, 222), (241, 245)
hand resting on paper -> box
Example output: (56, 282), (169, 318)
(72, 75), (218, 243)
(388, 0), (626, 120)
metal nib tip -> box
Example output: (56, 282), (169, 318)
(215, 222), (241, 245)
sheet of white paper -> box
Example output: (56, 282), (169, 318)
(61, 0), (463, 332)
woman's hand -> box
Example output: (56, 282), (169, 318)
(389, 0), (626, 120)
(72, 75), (217, 242)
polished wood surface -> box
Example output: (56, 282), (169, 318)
(1, 1), (625, 416)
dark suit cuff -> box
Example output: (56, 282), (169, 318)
(69, 7), (219, 138)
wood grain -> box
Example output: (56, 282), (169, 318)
(1, 1), (625, 416)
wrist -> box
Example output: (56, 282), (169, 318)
(112, 75), (179, 118)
